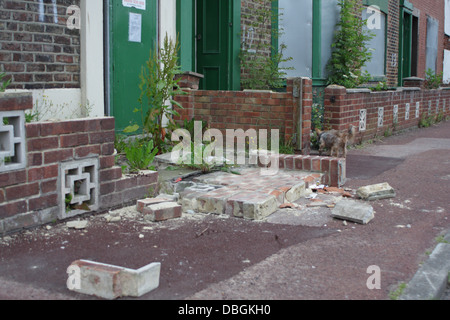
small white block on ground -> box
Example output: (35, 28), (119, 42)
(356, 182), (396, 201)
(67, 260), (161, 299)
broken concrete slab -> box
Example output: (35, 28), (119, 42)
(356, 183), (396, 201)
(68, 260), (161, 299)
(331, 199), (375, 224)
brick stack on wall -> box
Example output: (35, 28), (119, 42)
(0, 92), (158, 236)
(0, 0), (80, 89)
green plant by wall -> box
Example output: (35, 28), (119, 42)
(0, 72), (11, 92)
(240, 0), (293, 90)
(326, 0), (374, 88)
(424, 68), (443, 89)
(124, 138), (158, 173)
(124, 34), (186, 154)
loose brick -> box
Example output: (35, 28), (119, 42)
(68, 260), (160, 299)
(136, 197), (173, 213)
(143, 202), (182, 222)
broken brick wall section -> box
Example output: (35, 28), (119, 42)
(324, 84), (450, 144)
(0, 92), (157, 236)
(173, 77), (312, 154)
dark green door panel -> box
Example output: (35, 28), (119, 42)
(110, 0), (158, 133)
(196, 0), (229, 90)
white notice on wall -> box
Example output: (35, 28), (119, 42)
(123, 0), (146, 11)
(128, 13), (142, 43)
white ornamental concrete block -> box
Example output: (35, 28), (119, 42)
(60, 158), (99, 219)
(0, 111), (26, 173)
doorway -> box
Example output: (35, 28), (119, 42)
(108, 0), (158, 132)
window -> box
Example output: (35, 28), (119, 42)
(426, 15), (439, 73)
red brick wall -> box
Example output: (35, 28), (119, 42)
(324, 84), (450, 143)
(0, 0), (80, 89)
(173, 78), (312, 154)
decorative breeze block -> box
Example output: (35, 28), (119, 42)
(60, 158), (99, 219)
(359, 109), (367, 132)
(0, 111), (26, 173)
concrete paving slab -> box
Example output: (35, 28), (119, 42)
(331, 199), (375, 225)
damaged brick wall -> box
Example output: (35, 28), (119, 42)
(0, 92), (158, 236)
(173, 77), (312, 154)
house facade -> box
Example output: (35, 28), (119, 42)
(0, 0), (447, 126)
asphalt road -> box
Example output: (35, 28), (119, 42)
(0, 121), (449, 301)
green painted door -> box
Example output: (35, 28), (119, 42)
(196, 0), (230, 90)
(400, 11), (412, 83)
(110, 0), (158, 132)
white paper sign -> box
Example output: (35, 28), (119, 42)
(123, 0), (146, 11)
(128, 13), (142, 43)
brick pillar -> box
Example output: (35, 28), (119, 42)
(301, 78), (312, 155)
(324, 85), (348, 131)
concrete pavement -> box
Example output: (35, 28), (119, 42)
(0, 121), (449, 300)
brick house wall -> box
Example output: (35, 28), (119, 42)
(240, 0), (273, 89)
(386, 0), (400, 87)
(0, 0), (80, 90)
